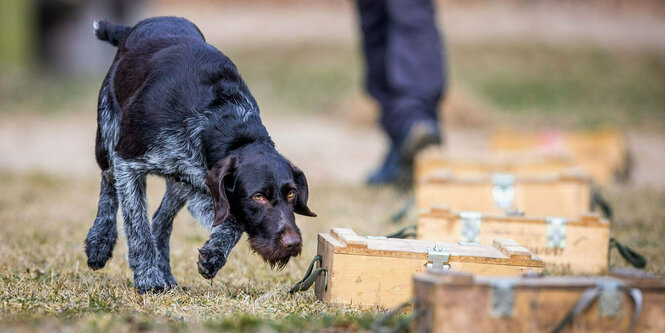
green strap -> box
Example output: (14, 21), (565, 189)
(391, 196), (415, 224)
(385, 224), (417, 239)
(591, 187), (613, 220)
(288, 254), (327, 294)
(372, 301), (421, 333)
(551, 286), (643, 333)
(610, 238), (647, 269)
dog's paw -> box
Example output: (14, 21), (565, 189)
(197, 247), (226, 279)
(84, 235), (116, 270)
(163, 274), (178, 288)
(133, 267), (168, 294)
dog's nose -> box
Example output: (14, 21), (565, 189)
(280, 233), (301, 250)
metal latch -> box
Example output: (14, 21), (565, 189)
(546, 217), (568, 248)
(365, 236), (387, 240)
(490, 279), (516, 318)
(598, 280), (623, 317)
(492, 173), (516, 211)
(426, 246), (450, 271)
(460, 211), (482, 244)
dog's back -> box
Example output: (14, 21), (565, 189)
(94, 17), (252, 162)
(94, 16), (204, 49)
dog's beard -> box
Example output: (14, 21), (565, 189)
(248, 236), (302, 270)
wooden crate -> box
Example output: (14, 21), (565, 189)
(414, 147), (574, 182)
(314, 228), (542, 307)
(491, 128), (629, 184)
(411, 270), (665, 332)
(415, 169), (591, 218)
(418, 206), (610, 273)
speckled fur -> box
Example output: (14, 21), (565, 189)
(84, 17), (313, 294)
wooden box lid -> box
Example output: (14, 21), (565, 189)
(415, 269), (665, 290)
(319, 228), (543, 268)
(420, 206), (609, 228)
(420, 168), (591, 185)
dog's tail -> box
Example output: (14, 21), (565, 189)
(93, 19), (131, 47)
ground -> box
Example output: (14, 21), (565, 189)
(1, 1), (664, 331)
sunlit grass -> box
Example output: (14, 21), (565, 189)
(0, 171), (663, 330)
(451, 43), (665, 128)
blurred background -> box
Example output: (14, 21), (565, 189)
(1, 0), (664, 331)
(1, 0), (664, 184)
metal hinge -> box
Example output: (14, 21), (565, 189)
(492, 173), (516, 211)
(598, 280), (623, 317)
(460, 211), (482, 244)
(426, 246), (450, 271)
(490, 279), (516, 318)
(365, 236), (387, 240)
(546, 217), (568, 248)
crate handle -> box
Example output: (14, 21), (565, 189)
(551, 285), (643, 333)
(390, 196), (415, 224)
(372, 300), (424, 333)
(288, 254), (327, 294)
(385, 224), (417, 239)
(610, 238), (647, 269)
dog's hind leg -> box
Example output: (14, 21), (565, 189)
(114, 159), (166, 293)
(84, 170), (119, 270)
(151, 180), (188, 287)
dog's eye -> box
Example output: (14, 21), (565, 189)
(287, 190), (296, 200)
(253, 194), (266, 203)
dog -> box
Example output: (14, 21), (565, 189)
(84, 17), (316, 293)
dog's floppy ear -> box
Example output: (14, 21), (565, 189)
(290, 163), (316, 217)
(205, 155), (237, 227)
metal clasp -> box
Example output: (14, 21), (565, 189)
(427, 246), (450, 271)
(490, 279), (516, 318)
(460, 211), (482, 244)
(598, 280), (623, 318)
(492, 173), (516, 211)
(365, 236), (387, 240)
(546, 217), (568, 248)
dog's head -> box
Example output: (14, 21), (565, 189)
(205, 149), (316, 269)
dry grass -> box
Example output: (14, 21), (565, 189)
(0, 171), (663, 331)
(0, 171), (411, 331)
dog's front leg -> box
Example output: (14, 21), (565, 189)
(186, 188), (243, 279)
(114, 161), (166, 293)
(197, 216), (244, 279)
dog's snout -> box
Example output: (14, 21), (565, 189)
(280, 232), (301, 250)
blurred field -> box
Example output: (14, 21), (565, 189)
(1, 0), (665, 331)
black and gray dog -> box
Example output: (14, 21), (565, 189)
(84, 17), (316, 293)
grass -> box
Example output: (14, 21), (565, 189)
(3, 41), (664, 131)
(0, 170), (663, 331)
(2, 28), (665, 332)
(450, 43), (665, 129)
(0, 171), (411, 331)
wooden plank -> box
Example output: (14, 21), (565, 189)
(418, 207), (610, 273)
(415, 169), (592, 218)
(316, 228), (542, 307)
(490, 128), (629, 185)
(414, 147), (574, 182)
(413, 270), (665, 332)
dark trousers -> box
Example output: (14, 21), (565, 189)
(357, 0), (447, 145)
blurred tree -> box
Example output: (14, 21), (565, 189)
(1, 0), (144, 74)
(0, 0), (36, 72)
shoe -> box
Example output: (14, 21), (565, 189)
(367, 121), (442, 186)
(367, 146), (404, 185)
(399, 121), (441, 167)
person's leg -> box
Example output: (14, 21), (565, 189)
(356, 0), (391, 114)
(384, 0), (446, 148)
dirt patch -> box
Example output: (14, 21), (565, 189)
(2, 112), (663, 187)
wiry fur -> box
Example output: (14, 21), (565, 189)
(84, 16), (315, 294)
